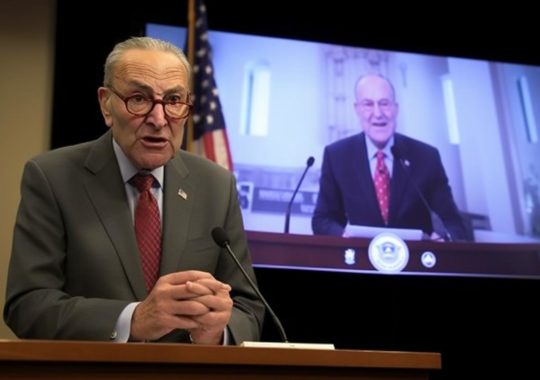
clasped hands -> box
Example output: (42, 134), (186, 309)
(130, 270), (233, 344)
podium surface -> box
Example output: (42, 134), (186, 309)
(0, 339), (440, 379)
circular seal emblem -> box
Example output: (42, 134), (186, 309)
(368, 232), (409, 273)
(421, 251), (437, 268)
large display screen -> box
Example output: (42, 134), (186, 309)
(147, 23), (540, 279)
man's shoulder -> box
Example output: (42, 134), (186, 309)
(174, 149), (232, 179)
(327, 133), (364, 150)
(395, 133), (438, 154)
(26, 132), (112, 177)
(29, 139), (96, 166)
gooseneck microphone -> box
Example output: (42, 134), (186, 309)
(211, 227), (289, 343)
(284, 156), (315, 233)
(390, 145), (453, 242)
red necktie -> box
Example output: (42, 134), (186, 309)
(374, 151), (390, 224)
(131, 174), (161, 291)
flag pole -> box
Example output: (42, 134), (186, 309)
(183, 0), (234, 171)
(186, 0), (196, 152)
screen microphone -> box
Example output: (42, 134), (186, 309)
(284, 156), (315, 233)
(211, 227), (289, 343)
(390, 145), (453, 242)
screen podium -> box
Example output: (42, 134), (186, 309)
(247, 230), (540, 278)
(0, 339), (440, 379)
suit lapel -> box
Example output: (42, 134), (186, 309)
(160, 155), (194, 275)
(83, 132), (147, 299)
(389, 135), (409, 222)
(355, 134), (384, 223)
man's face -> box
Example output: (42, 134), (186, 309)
(98, 48), (190, 170)
(354, 76), (398, 149)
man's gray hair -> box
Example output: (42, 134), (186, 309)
(354, 73), (396, 101)
(103, 36), (191, 86)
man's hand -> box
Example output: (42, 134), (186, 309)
(130, 270), (232, 343)
(187, 277), (233, 344)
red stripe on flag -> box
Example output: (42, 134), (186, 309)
(185, 0), (234, 171)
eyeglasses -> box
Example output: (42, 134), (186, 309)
(358, 99), (395, 112)
(107, 87), (193, 119)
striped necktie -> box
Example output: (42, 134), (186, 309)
(374, 151), (390, 224)
(131, 174), (161, 291)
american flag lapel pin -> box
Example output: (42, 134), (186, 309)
(178, 188), (188, 200)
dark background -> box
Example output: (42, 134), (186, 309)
(53, 1), (540, 378)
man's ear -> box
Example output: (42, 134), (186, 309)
(97, 87), (113, 127)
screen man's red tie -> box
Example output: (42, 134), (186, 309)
(374, 151), (390, 224)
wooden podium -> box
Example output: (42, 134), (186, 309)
(0, 339), (440, 379)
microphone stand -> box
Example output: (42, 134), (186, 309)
(284, 157), (314, 233)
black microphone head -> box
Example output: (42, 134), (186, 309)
(307, 156), (315, 167)
(211, 227), (229, 248)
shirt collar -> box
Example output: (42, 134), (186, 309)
(365, 135), (395, 160)
(112, 138), (164, 188)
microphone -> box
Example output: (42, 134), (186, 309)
(211, 228), (335, 349)
(390, 145), (453, 242)
(284, 156), (315, 233)
(211, 227), (289, 343)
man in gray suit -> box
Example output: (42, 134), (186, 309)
(4, 37), (264, 345)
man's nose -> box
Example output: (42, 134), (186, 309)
(146, 101), (168, 128)
(372, 103), (384, 117)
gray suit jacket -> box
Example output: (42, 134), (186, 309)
(4, 131), (264, 343)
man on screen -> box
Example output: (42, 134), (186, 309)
(311, 74), (469, 241)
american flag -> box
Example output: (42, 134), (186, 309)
(185, 0), (233, 171)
